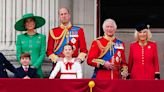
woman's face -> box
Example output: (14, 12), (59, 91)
(24, 18), (35, 30)
(138, 29), (148, 41)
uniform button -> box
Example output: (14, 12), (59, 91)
(29, 45), (33, 48)
(3, 69), (6, 71)
(3, 63), (5, 66)
(29, 40), (32, 43)
(29, 50), (32, 53)
(38, 36), (41, 39)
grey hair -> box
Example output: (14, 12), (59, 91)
(134, 29), (152, 41)
(102, 18), (117, 31)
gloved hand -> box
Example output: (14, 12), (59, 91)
(103, 62), (114, 70)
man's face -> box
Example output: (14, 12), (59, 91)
(20, 57), (30, 66)
(63, 45), (73, 58)
(59, 8), (70, 25)
(104, 22), (116, 36)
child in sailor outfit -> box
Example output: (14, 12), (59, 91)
(49, 44), (82, 79)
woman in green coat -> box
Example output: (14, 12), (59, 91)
(15, 13), (46, 78)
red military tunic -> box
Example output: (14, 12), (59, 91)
(128, 41), (160, 80)
(47, 24), (87, 78)
(47, 25), (87, 59)
(87, 36), (127, 79)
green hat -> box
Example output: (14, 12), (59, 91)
(14, 13), (45, 31)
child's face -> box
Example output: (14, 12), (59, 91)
(20, 57), (30, 66)
(63, 45), (73, 57)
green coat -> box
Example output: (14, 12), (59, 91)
(16, 33), (46, 78)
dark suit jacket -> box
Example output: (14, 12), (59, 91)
(0, 52), (17, 78)
(14, 66), (38, 78)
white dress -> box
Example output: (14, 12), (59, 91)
(49, 58), (82, 79)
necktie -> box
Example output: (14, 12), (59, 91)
(65, 62), (73, 70)
(24, 66), (28, 72)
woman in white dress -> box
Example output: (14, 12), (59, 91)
(49, 44), (82, 79)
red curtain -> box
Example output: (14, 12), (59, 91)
(0, 78), (164, 92)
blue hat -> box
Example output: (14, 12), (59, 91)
(136, 23), (149, 32)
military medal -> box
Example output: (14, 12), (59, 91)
(116, 56), (119, 63)
(114, 43), (124, 49)
(71, 38), (76, 44)
(117, 51), (121, 57)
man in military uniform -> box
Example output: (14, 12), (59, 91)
(87, 18), (128, 79)
(46, 8), (88, 78)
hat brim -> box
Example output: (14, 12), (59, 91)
(15, 16), (45, 31)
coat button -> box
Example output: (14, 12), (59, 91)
(29, 40), (32, 43)
(29, 45), (33, 48)
(29, 50), (32, 53)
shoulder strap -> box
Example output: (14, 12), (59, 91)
(96, 40), (111, 58)
(50, 29), (67, 40)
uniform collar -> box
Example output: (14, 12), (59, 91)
(103, 34), (116, 42)
(22, 65), (29, 69)
(60, 22), (72, 30)
(63, 58), (75, 63)
(138, 40), (148, 46)
(24, 33), (38, 37)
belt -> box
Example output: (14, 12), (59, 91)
(61, 73), (77, 75)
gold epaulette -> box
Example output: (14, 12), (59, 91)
(50, 29), (66, 40)
(92, 59), (105, 65)
(130, 41), (137, 44)
(115, 37), (121, 41)
(96, 36), (103, 40)
(49, 29), (68, 52)
(149, 40), (156, 43)
(96, 38), (113, 58)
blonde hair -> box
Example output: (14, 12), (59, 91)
(102, 18), (117, 32)
(134, 29), (152, 41)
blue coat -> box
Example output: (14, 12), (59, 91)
(14, 66), (38, 78)
(0, 53), (17, 78)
